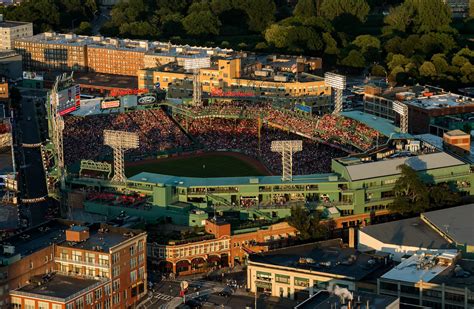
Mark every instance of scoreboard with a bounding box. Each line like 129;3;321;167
56;84;80;116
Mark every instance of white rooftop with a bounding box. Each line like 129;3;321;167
382;253;452;283
405;93;474;110
345;151;465;181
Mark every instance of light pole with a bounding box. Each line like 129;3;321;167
253;274;257;309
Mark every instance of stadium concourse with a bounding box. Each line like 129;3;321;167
62;100;387;175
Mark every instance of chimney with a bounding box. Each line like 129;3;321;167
348;227;355;248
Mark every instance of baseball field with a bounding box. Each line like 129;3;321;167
125;152;271;178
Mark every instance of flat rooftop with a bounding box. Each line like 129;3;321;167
249;239;387;281
405;93;474;110
73;72;138;89
342;151;466;181
421;204;474;246
129;172;341;187
12;274;103;302
0;220;67;262
0;20;31;28
296;290;398;309
58;224;140;252
382;253;474;290
360;217;454;250
381;253;451;283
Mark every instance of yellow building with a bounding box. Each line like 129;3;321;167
138;58;330;97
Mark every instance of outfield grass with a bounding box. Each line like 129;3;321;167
125;153;267;178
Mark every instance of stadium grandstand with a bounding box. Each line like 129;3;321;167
47;89;474;229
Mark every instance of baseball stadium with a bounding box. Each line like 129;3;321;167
41;76;474;231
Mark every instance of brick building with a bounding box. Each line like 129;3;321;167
0;220;147;308
147;218;297;276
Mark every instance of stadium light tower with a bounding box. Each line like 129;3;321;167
184;57;211;106
393;101;409;133
271;140;303;182
104;130;139;183
324;72;347;115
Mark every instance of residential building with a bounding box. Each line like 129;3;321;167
0;14;32;50
247;239;393;302
378;251;474;309
0;220;147;308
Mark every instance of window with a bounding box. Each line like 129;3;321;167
275;274;290;284
95;303;102;309
67;304;74;309
112;252;120;264
113;279;120;291
86;292;93;304
86;253;96;264
104;284;111;295
139;266;145;280
11;297;21;309
294;277;310;287
113;293;120;305
99;255;109;266
130;257;137;269
76;297;84;309
52;305;62;309
138;253;145;265
130;270;137;282
130;245;136;256
25;299;35;309
138;240;144;252
39;303;49;309
72;250;83;262
113;265;120;277
256;271;272;281
95;287;102;299
104;298;111;309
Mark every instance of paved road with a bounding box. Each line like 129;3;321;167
91;6;111;35
15;89;49;226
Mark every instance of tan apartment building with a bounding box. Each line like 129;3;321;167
0;15;32;50
14;33;88;72
138;58;330;97
87;43;146;76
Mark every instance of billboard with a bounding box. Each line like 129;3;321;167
101;99;121;109
295;104;312;113
184;57;211;70
137;93;157;105
56;84;80;116
324;72;346;90
23;71;44;81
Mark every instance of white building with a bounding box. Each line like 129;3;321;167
0;15;33;50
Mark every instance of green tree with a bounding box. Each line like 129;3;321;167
387;54;410;70
320;0;370;22
419;61;437;77
390;164;430;215
431;54;449;74
371;64;387;77
245;0;276;32
294;0;319;19
429;183;460;209
76;21;92;35
452;55;470;67
323;32;339;55
287;205;325;240
183;10;221;36
340;49;365;68
352;35;380;53
264;24;291;48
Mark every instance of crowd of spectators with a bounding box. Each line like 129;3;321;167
180;116;347;174
182;101;386;151
63;109;191;164
63;101;385;175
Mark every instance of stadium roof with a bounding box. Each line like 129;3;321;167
344;151;465;181
341;111;410;139
360;217;454;250
421;204;474;246
129;172;342;187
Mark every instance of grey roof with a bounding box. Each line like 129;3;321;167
345;152;465;181
248;239;386;281
421;204;474;246
13;274;101;300
360;217;454;250
129;172;341;187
